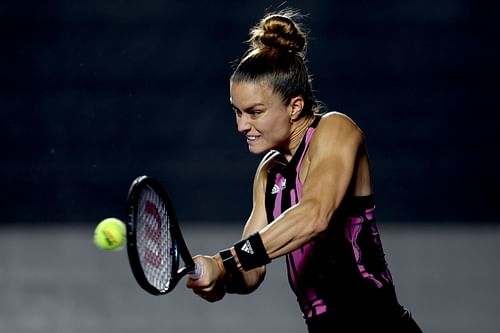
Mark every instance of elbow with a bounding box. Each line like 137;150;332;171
311;215;330;236
298;199;332;237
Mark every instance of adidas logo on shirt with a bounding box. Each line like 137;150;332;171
271;178;287;194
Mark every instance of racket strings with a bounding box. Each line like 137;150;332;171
136;186;174;291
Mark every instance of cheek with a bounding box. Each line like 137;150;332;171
261;117;289;140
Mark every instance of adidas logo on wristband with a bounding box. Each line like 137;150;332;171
234;232;270;270
240;240;254;254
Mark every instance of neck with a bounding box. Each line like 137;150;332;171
283;115;316;161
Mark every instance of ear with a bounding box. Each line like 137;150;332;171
288;96;305;121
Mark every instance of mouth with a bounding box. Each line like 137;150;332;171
246;135;260;142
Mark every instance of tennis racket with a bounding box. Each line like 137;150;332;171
126;175;202;295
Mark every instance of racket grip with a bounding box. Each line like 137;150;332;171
189;262;202;280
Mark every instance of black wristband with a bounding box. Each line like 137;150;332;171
233;232;270;271
219;249;238;275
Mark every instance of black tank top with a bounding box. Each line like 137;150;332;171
264;115;399;319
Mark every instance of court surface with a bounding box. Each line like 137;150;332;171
1;223;499;333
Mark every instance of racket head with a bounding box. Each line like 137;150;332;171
126;175;192;295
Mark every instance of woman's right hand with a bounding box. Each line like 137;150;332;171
186;255;226;302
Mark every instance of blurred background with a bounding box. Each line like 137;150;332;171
2;0;499;224
1;0;499;332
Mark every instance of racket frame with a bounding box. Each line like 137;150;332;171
126;175;196;295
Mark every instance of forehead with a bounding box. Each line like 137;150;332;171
230;80;281;107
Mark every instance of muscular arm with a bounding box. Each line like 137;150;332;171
188;114;366;298
223;152;274;293
206;151;280;295
259;113;364;259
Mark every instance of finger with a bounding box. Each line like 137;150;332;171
186;277;203;289
189;261;203;280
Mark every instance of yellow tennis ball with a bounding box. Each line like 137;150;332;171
94;217;126;251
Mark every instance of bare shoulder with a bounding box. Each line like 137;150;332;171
257;150;284;174
252;150;282;187
318;111;361;131
313;112;364;147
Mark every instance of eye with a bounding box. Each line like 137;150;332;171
248;110;263;118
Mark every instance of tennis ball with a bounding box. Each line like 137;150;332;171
94;217;126;251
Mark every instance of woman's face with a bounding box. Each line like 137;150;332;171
230;80;292;155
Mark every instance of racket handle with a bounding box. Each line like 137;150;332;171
189;262;202;280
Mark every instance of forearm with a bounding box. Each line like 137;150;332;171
259;199;330;259
213;251;265;294
226;268;266;294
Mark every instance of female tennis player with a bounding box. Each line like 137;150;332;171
187;9;422;332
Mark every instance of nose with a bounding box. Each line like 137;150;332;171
236;115;251;133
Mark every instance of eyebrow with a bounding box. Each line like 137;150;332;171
231;102;265;112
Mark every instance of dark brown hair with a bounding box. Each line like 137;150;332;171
231;10;319;116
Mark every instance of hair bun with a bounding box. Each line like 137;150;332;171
250;13;307;54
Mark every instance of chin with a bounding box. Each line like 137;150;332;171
247;144;269;155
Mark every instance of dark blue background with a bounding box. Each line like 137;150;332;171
2;0;499;223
